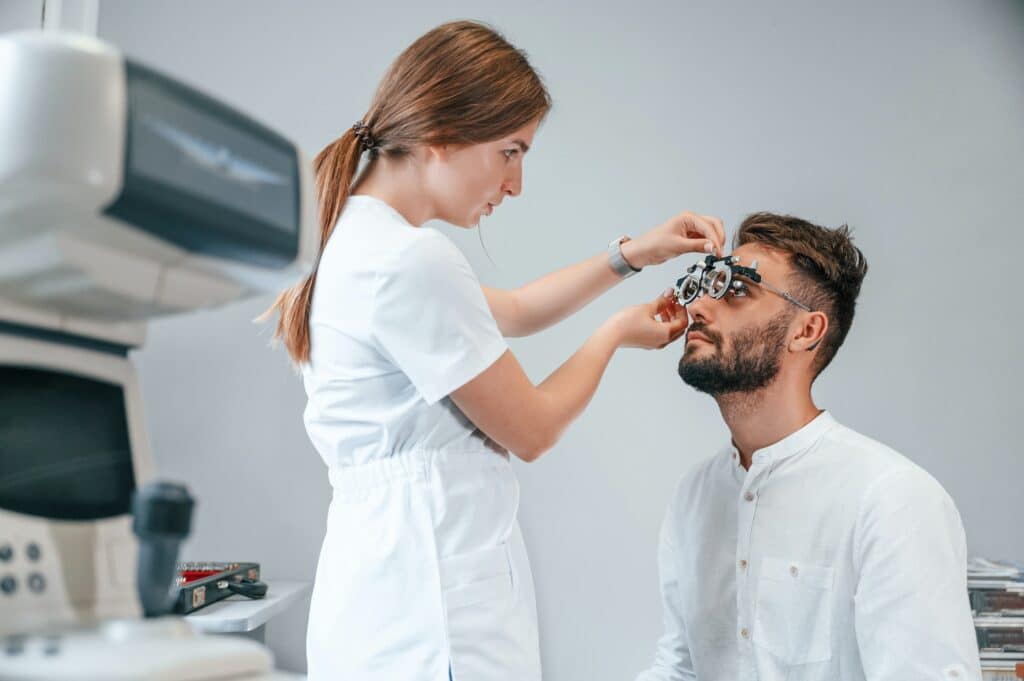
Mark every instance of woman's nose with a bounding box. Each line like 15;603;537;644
503;165;522;197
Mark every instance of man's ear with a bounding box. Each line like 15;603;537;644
791;311;828;353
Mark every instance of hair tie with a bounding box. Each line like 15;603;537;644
351;121;379;152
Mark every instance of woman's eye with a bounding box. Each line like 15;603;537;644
502;148;519;160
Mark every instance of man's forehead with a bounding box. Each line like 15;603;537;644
730;243;788;278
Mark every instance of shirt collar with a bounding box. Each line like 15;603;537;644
730;410;837;468
726;444;746;484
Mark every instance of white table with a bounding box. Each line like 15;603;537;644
185;580;311;642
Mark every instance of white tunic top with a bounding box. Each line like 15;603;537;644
301;195;540;681
303;194;509;467
636;411;981;681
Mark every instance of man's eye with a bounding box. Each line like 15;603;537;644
730;282;749;297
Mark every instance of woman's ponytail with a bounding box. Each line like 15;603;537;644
261;127;364;364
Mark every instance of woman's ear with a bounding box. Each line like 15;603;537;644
791;310;828;353
424;143;451;162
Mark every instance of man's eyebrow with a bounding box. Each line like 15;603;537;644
735;273;761;292
512;139;530;153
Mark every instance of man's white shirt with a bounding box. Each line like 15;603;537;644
637;411;980;681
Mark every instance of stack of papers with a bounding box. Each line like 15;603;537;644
972;558;1024;679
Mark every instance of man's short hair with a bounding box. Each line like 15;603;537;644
735;212;869;376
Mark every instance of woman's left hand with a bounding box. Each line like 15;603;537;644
621;211;725;269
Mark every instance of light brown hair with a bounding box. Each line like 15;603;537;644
735;212;869;376
263;21;551;363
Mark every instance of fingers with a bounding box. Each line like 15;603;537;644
637;291;690;348
655;304;689;348
653;288;684;321
663;291;685;321
667;314;689;337
683;213;724;255
678;237;719;256
653;292;670;322
701;214;725;251
657;316;690;349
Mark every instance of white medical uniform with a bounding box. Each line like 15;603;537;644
302;195;541;681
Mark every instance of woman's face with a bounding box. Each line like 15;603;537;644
425;119;539;228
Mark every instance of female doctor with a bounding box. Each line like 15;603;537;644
266;20;724;681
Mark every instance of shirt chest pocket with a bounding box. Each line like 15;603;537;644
753;557;835;665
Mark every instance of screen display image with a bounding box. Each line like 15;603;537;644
0;367;135;521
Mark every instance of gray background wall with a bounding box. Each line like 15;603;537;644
4;0;1021;676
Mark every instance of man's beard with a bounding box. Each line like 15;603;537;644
677;312;793;397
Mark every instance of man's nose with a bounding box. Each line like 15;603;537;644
686;293;715;325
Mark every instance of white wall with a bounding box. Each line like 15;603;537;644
40;0;1024;676
0;0;42;31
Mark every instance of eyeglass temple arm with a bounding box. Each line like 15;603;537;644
757;280;813;312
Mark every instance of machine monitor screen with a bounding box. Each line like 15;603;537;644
0;367;136;521
105;61;302;268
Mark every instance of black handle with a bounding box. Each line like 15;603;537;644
227;579;268;599
132;481;195;617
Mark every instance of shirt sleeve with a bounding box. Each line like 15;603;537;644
371;232;508;405
636;509;698;681
852;467;982;681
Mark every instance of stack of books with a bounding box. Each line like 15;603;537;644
970;558;1024;680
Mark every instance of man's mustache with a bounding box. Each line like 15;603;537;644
686;323;723;351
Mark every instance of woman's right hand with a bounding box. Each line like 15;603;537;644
608;289;690;350
621;211;726;268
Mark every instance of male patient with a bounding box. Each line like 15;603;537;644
637;213;979;680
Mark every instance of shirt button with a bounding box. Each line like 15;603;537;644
738;559;748;570
947;671;959;678
740;627;749;639
790;565;799;577
744;491;755;502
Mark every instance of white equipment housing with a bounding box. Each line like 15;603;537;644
0;30;316;679
0;30;316;347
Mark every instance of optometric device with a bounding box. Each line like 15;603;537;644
674;254;814;312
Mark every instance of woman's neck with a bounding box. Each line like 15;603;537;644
352;155;436;227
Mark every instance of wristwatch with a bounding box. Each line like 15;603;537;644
608;235;642;279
